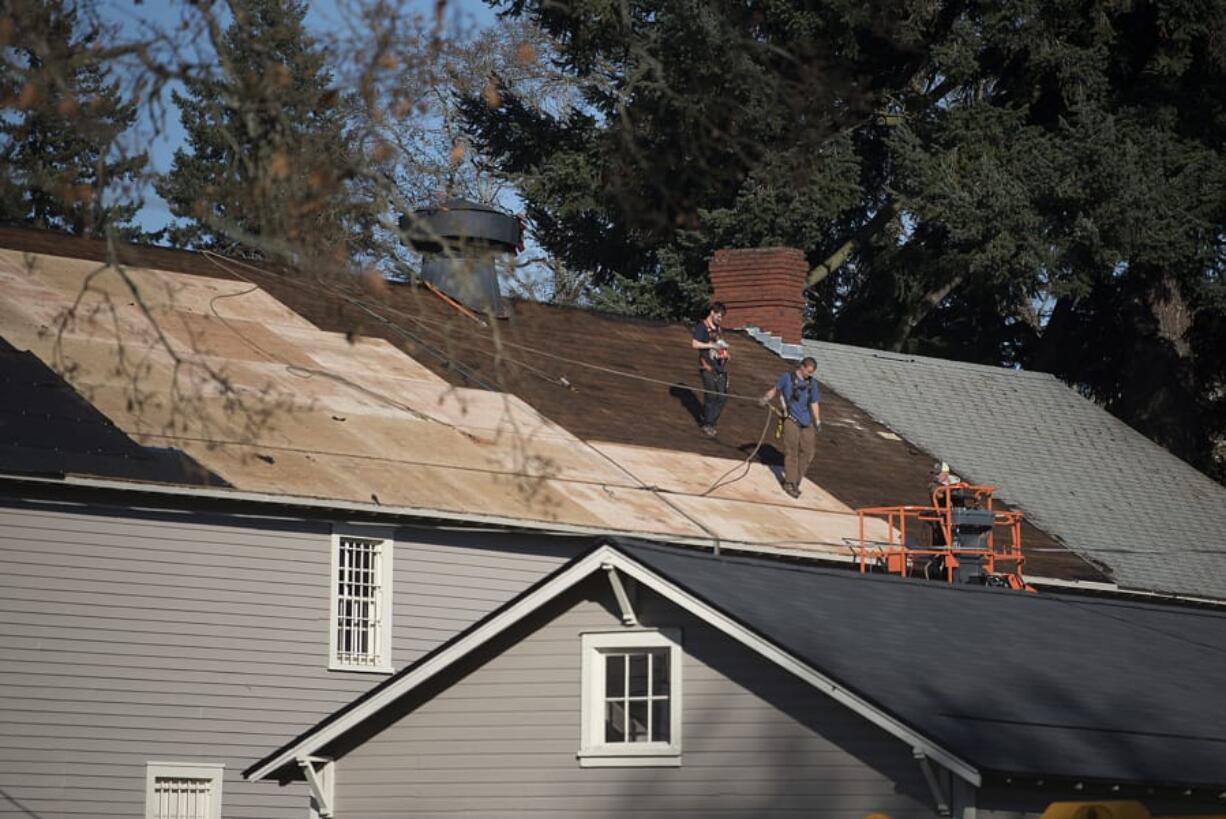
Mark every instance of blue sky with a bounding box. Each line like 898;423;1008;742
98;0;502;233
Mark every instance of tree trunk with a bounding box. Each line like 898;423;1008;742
1120;272;1205;464
1150;272;1192;356
806;200;901;287
888;274;963;352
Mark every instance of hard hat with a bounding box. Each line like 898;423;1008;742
935;461;950;473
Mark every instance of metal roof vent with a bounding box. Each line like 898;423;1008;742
400;198;519;317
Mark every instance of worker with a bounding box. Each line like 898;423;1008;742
691;302;730;438
928;461;962;505
760;356;821;498
928;462;963;548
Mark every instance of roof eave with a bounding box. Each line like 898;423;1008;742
0;469;866;565
7;471;1223;611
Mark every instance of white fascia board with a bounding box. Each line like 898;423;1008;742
604;552;983;787
245;544;621;782
0;471;864;566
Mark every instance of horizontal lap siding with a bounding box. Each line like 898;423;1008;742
393;534;575;660
334;577;939;819
0;500;574;819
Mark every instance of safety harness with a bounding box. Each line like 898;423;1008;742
700;316;729;371
773;371;818;438
788;371;817;414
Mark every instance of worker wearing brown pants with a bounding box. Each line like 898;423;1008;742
782;417;818;495
761;357;822;498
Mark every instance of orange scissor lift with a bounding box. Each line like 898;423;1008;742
856;482;1036;592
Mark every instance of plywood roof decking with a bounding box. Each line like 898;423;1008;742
0;240;895;557
244;279;1093;580
0;337;227;485
0;227;1100;580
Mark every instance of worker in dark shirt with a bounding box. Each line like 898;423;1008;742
691;302;729;438
760;356;821;498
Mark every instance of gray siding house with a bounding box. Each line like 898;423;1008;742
323;576;941;818
0;227;911;819
0;480;579;819
6;228;1226;819
247;541;1226;819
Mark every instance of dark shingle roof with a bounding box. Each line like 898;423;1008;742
786;338;1226;599
617;539;1226;787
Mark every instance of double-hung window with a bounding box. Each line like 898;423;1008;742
329;526;394;672
145;762;223;819
579;630;682;766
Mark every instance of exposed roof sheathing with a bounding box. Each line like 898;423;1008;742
0;227;1100;581
794;338;1226;600
0;244;892;557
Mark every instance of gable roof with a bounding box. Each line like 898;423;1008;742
245;538;1226;790
0;231;898;559
619;541;1226;787
243;539;981;786
787;337;1226;600
0;226;1100;584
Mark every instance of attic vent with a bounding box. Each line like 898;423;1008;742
145;763;223;819
151;777;214;818
400;198;519;317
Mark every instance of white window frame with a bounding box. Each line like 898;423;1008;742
144;762;224;819
328;524;395;673
579;628;682;767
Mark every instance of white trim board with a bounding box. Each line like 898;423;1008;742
246;546;619;781
244;543;980;786
611;552;981;786
0;471;861;564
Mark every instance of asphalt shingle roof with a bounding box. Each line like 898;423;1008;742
787;338;1226;600
618;539;1226;787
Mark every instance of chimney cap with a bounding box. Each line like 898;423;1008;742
400;198;519;253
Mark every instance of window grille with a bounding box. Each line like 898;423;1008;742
602;649;671;743
150;777;213;819
330;533;392;671
145;763;222;819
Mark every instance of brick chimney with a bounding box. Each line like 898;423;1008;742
708;247;807;343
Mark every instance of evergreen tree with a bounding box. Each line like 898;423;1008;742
156;0;370;266
0;0;147;237
461;0;960;318
465;0;1226;478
